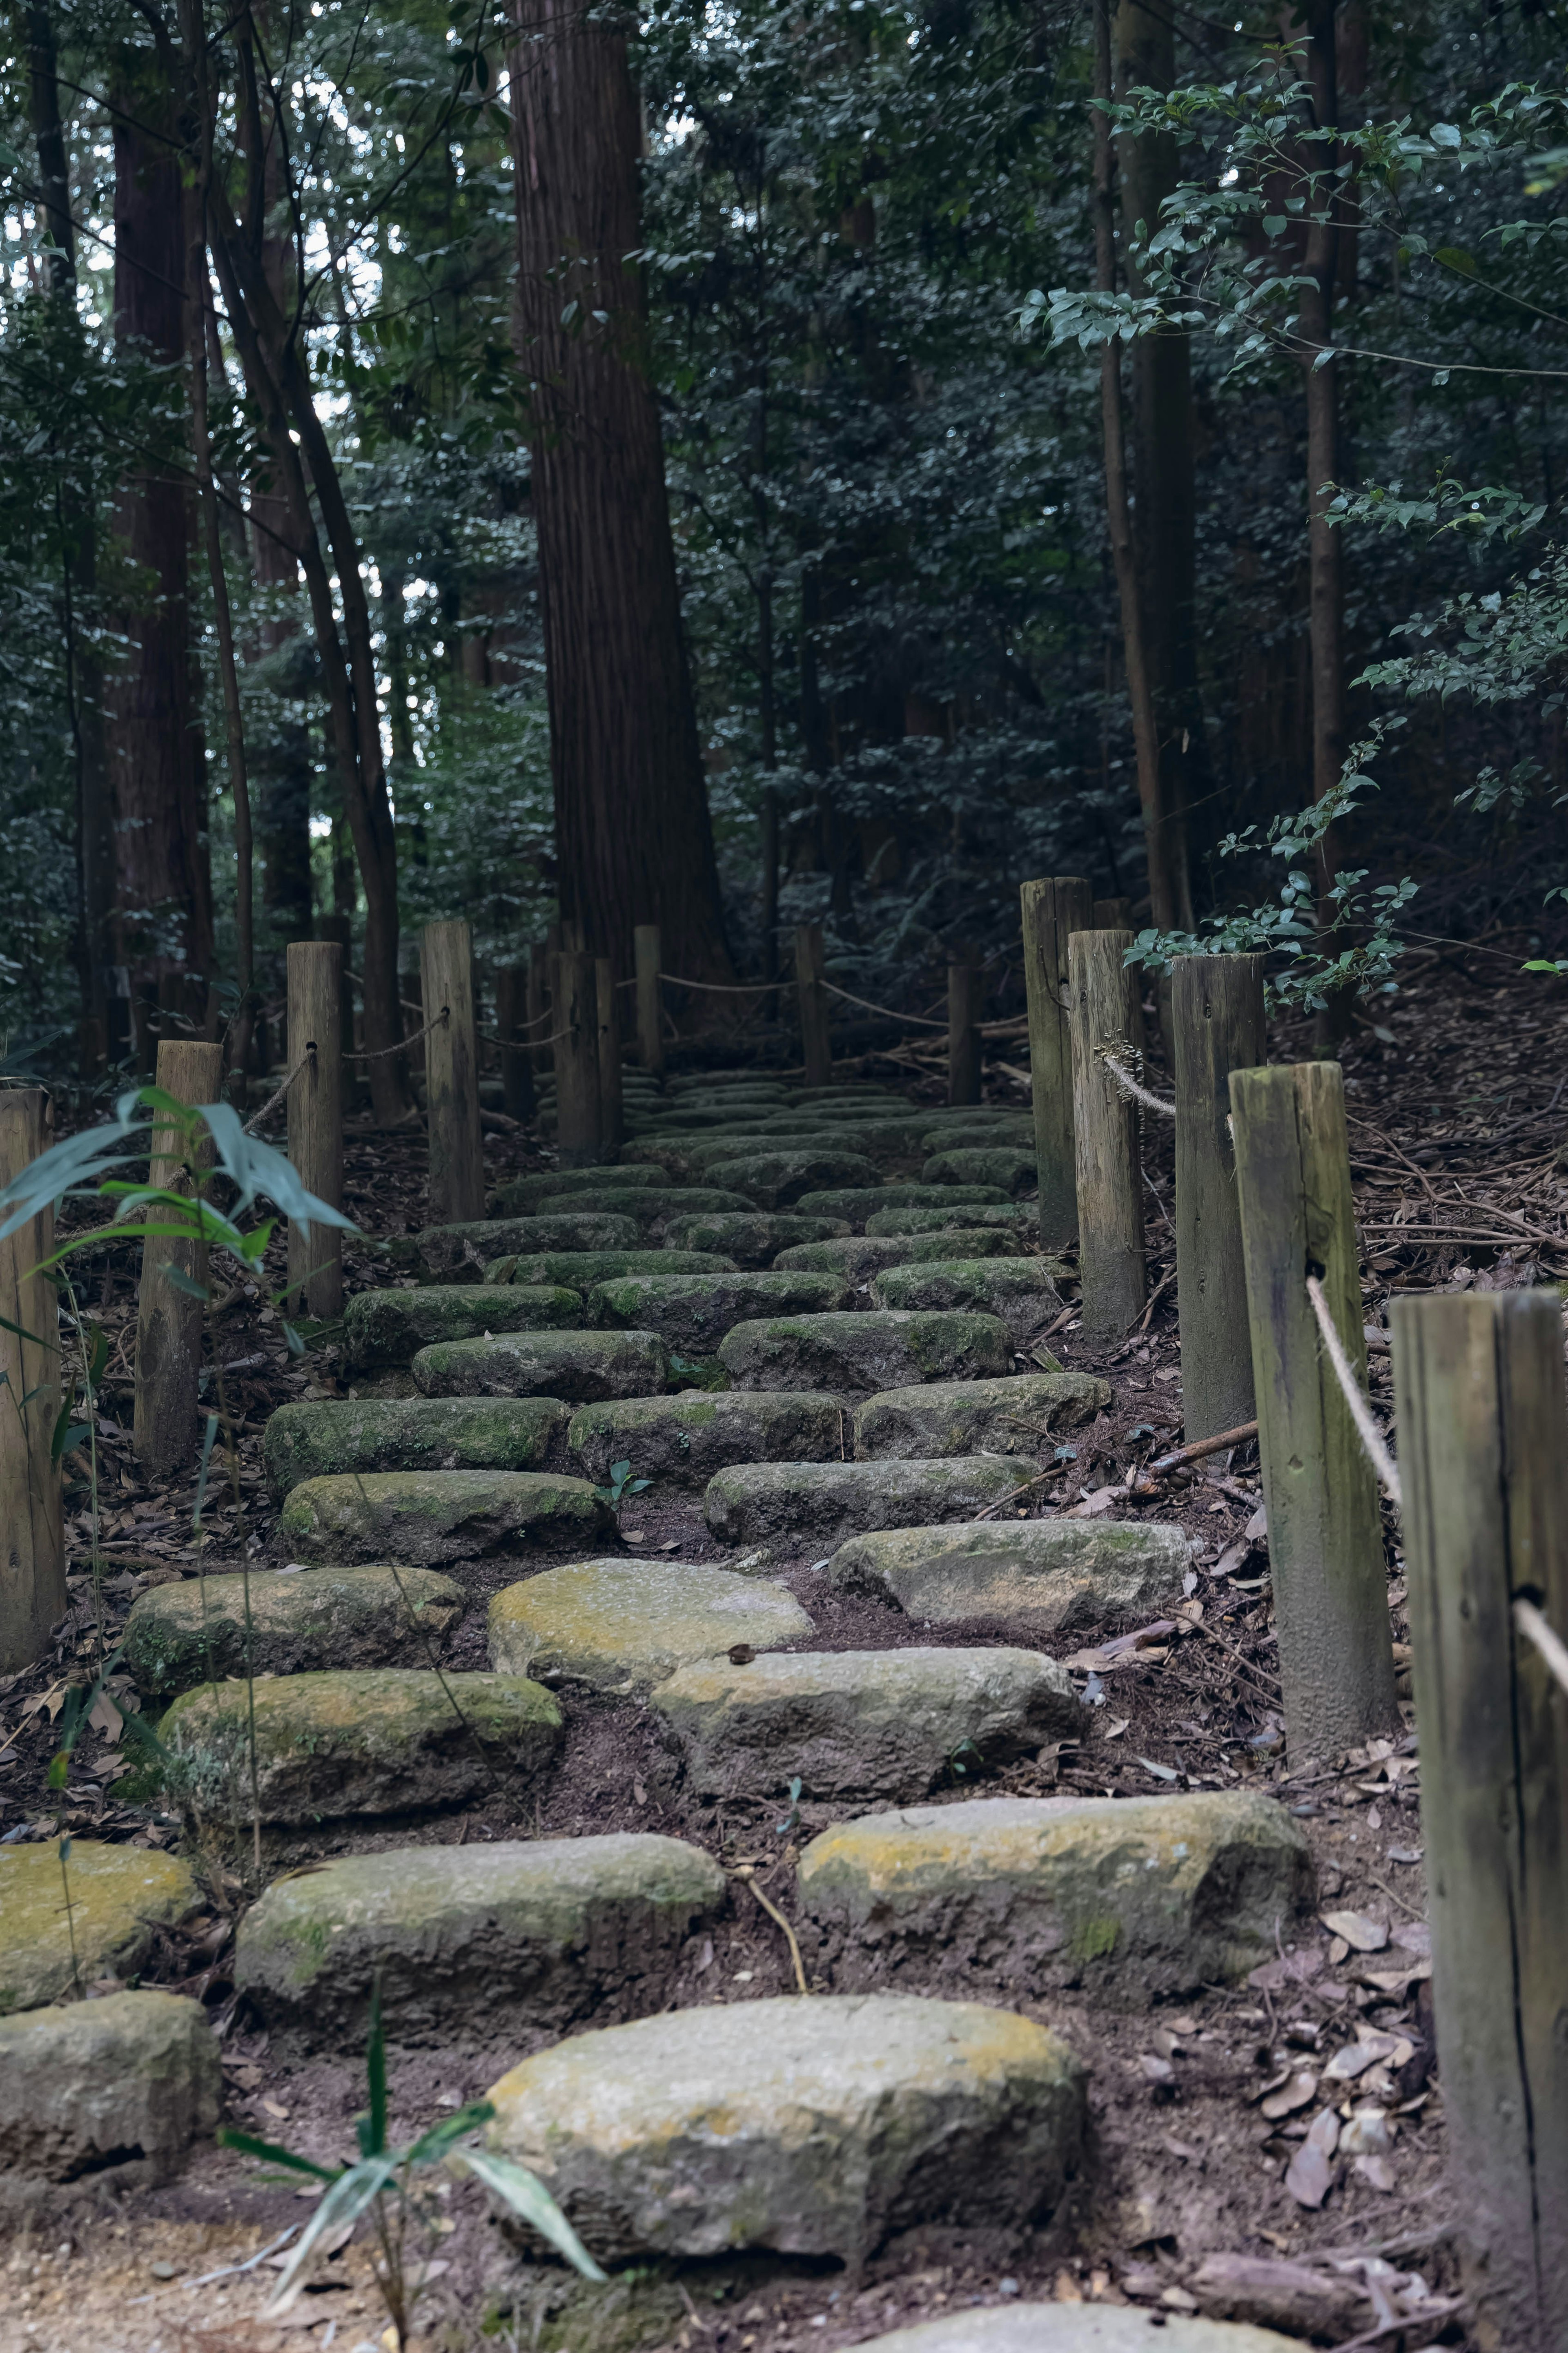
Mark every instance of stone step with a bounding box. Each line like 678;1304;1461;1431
669;1130;802;1171
797;1790;1312;2003
162;1668;563;1829
123;1564;464;1695
278;1468;608;1564
870;1257;1064;1343
853;1371;1109;1459
922;1147;1038;1195
718;1309;1012;1394
482;1992;1086;2268
794;1183;1010;1230
480;1248;736;1287
530;1187;687;1229
864;1203;1033;1237
825;1518;1188;1632
489;1557;813;1690
854;2310;1302;2353
701;1146;884;1208
772;1230;1025;1285
654;1210;852;1267
703;1455;1026;1550
586;1269;851;1354
776;1116;932;1158
234;1832;726;2046
417;1214;641;1277
653;1646;1082;1802
343;1284;584;1372
263;1394;570;1494
494;1166;671;1215
918;1114;1035;1151
0;1991;220;2194
568;1389;844;1489
0;1843;199;2015
785;1084;905;1105
412;1326;666;1404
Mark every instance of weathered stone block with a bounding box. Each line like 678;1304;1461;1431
344;1284;584;1372
0;1991;220;2189
568;1390;843;1490
0;1844;199;2015
413;1328;666;1404
263;1394;569;1494
703;1456;1024;1550
278;1469;608;1564
124;1563;463;1693
586;1271;851;1354
853;1372;1108;1459
489;1557;813;1689
826;1519;1188;1632
718;1310;1011;1394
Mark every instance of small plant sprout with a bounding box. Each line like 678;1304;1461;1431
220;1979;604;2349
775;1774;803;1836
593;1455;653;1519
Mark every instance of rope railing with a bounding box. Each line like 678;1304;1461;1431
345;1008;449;1063
1515;1597;1568;1702
1100;1046;1176;1121
243;1045;314;1135
1305;1273;1403;1505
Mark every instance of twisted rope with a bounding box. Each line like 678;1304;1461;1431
1305;1274;1402;1505
243;1045;314;1135
345;1007;449;1062
1100;1047;1176;1120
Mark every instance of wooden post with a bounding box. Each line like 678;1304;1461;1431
0;1092;66;1672
634;923;664;1078
1229;1060;1398;1762
595;955;624;1155
1390;1289;1568;2353
421;920;485;1226
1172;953;1265;1442
1093;894;1133;930
496;964;535;1123
552;949;601;1166
134;1039;223;1475
947;961;982;1106
403;968;426;1076
1067;928;1145;1338
528;945;552;1078
795;922;833;1088
285;941;344;1321
1020;877;1093;1250
315;915;355;1061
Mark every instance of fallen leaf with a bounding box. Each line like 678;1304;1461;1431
1284;2108;1340;2209
1260;2072;1318;2121
1136;1756;1178;1782
1138;2053;1176;2086
1352;2152;1396;2192
1340;2106;1393;2156
1160;2288;1199;2313
1321;1909;1388;1952
87;1691;123;1743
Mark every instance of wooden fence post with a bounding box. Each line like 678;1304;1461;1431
421;919;485;1226
285;941;344;1321
552;949;601;1165
795;922;833;1087
134;1039;224;1475
315;915;355;1062
595;955;624;1155
0;1091;66;1672
1020;876;1093;1251
1068;927;1145;1337
1172;953;1265;1442
1229;1060;1398;1762
947;961;982;1105
1390;1289;1568;2353
403;968;425;1076
1093;894;1133;930
634;924;664;1078
496;964;535;1123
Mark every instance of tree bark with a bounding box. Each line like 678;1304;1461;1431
507;0;731;982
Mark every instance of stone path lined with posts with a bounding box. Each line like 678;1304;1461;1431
0;1064;1317;2349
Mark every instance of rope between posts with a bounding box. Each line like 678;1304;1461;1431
822;980;945;1027
1100;1047;1176;1120
346;1008;449;1062
1305;1273;1403;1506
659;972;795;995
1515;1598;1568;1702
243;1046;314;1134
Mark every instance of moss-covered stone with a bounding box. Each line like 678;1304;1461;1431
700;1148;884;1210
263;1394;569;1494
530;1189;680;1229
664;1131;798;1171
278;1468;609;1564
162;1668;563;1827
617;1139;700;1178
123;1563;464;1693
494;1167;670;1216
414;1327;666;1404
869;1257;1063;1342
826;1518;1189;1631
864;1204;1033;1238
653;1212;851;1267
568;1390;843;1489
798;1790;1314;2001
0;1844;200;2015
718;1309;1012;1394
653;1647;1082;1802
0;1990;220;2187
921;1149;1038;1195
344;1284;585;1371
851;2308;1302;2353
917;1115;1036;1151
704;1456;1025;1549
481;1249;735;1288
793;1184;1009;1230
418;1216;641;1278
585;1271;850;1354
483;1994;1086;2268
489;1557;813;1688
852;1372;1108;1459
773;1230;1026;1283
234;1833;726;2045
783;1085;906;1106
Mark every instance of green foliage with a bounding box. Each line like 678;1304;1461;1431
592;1456;654;1516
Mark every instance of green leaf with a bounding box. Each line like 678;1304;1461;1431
192;1413;221;1530
159;1265;211;1303
1433;245;1478;274
216;2126;343;2181
459;2148;608;2280
363;1975;388;2158
263;2155;399;2314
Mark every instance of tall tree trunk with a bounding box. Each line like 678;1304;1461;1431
1114;0;1196;929
105;53;214;1040
507;0;731;981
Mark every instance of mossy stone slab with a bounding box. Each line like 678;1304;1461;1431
123;1564;464;1695
489;1558;814;1690
718;1310;1012;1394
773;1231;1025;1283
568;1389;843;1489
864;1204;1033;1238
278;1468;608;1564
855;2310;1302;2353
794;1184;1009;1231
670;1132;800;1171
617;1140;701;1178
234;1833;726;2046
653;1646;1082;1802
0;1990;220;2188
494;1168;670;1215
869;1258;1063;1343
0;1844;200;2015
418;1217;641;1278
586;1271;851;1355
654;1213;851;1268
483;1993;1086;2268
703;1456;1024;1549
161;1668;563;1827
783;1086;905;1105
701;1149;884;1210
481;1250;735;1288
263;1394;570;1495
344;1285;584;1372
798;1790;1313;2002
826;1519;1189;1632
853;1372;1109;1459
531;1190;678;1230
918;1115;1036;1149
921;1149;1039;1196
641;1189;768;1231
413;1328;666;1404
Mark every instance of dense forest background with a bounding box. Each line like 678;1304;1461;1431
2;0;1566;1084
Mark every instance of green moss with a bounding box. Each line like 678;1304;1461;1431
1071;1916;1122;1963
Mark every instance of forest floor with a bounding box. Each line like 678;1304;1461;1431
1;921;1563;2353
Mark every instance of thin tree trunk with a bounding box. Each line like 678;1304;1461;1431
507;0;732;982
